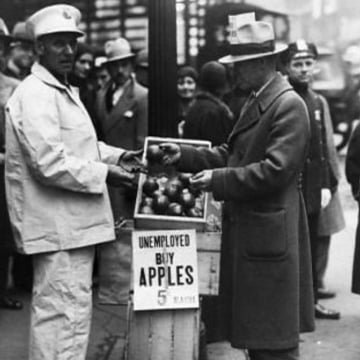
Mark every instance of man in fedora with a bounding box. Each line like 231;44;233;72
4;21;35;80
160;14;314;359
0;17;23;311
96;37;148;220
4;5;142;359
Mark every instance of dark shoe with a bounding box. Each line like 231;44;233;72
315;303;340;320
317;288;336;299
0;296;23;310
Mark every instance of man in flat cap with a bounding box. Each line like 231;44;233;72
282;40;343;320
161;14;314;359
4;5;142;359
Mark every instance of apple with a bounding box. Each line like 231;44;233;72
142;176;159;196
141;196;154;207
167;202;183;216
164;182;181;202
179;189;195;209
146;144;164;164
178;172;193;187
153;194;170;214
139;205;155;215
186;207;203;218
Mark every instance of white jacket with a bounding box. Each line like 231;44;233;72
5;63;124;254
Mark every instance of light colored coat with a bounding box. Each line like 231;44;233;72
5;63;124;255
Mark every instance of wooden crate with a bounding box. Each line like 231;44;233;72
125;304;200;360
134;137;211;232
197;232;221;296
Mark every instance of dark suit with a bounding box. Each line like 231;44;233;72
178;74;314;350
96;76;148;219
345;123;360;294
0;73;19;295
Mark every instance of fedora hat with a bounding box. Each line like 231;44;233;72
219;14;287;64
104;38;135;63
26;4;84;39
0;18;12;43
11;22;34;44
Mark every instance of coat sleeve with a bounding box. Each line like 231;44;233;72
345;122;360;199
178;143;229;173
211;94;310;201
7;87;109;194
97;141;125;164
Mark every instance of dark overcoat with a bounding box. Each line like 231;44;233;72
0;73;19;248
96;78;148;219
345;122;360;294
183;91;235;146
317;95;345;236
179;74;314;349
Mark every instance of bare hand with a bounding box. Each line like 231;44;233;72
189;170;213;192
159;143;181;166
118;149;146;174
106;164;136;188
321;188;332;208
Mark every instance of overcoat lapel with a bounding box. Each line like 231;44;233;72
227;100;261;143
227;74;293;145
102;82;135;134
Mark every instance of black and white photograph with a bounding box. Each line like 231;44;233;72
0;0;359;359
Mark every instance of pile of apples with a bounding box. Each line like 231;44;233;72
138;142;205;218
138;173;204;217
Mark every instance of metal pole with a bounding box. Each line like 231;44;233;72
148;0;178;137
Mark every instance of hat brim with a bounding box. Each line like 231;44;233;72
0;34;13;43
105;53;136;63
36;29;84;39
219;43;288;64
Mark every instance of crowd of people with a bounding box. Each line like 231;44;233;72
1;3;360;360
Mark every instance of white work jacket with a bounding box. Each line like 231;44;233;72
5;62;124;254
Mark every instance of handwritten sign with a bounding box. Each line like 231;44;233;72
132;229;199;311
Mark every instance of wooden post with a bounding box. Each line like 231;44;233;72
148;0;178;137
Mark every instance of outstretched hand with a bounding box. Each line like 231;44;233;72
159;143;181;166
118;149;146;174
106;164;137;188
189;170;213;192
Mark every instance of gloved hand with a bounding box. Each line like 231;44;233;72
159;143;181;166
321;188;332;208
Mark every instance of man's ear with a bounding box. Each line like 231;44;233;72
35;40;45;56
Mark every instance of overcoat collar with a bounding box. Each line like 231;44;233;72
228;73;292;143
31;62;87;114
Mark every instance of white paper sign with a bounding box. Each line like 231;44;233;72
132;229;199;311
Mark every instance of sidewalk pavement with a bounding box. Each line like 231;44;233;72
0;288;247;360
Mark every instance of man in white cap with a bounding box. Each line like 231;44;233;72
95;37;148;221
160;14;314;360
4;5;142;360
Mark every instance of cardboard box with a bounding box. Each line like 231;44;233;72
134;137;211;231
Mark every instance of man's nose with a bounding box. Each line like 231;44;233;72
64;44;74;55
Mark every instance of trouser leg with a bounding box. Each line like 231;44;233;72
248;345;299;360
0;251;10;296
30;246;95;360
308;213;320;304
315;235;331;289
